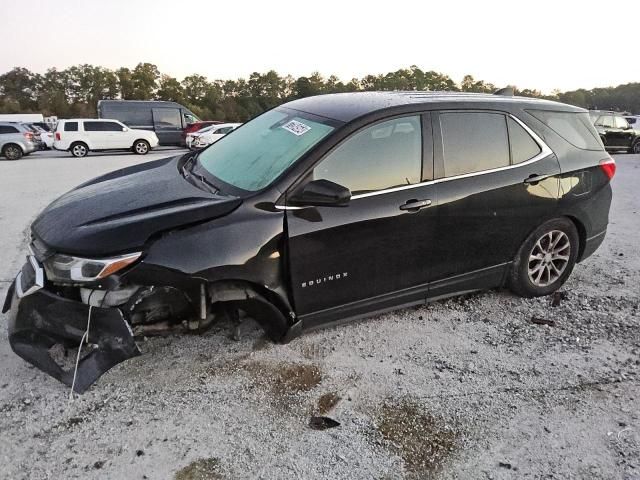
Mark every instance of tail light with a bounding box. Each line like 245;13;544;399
24;132;33;141
599;157;616;180
55;132;61;141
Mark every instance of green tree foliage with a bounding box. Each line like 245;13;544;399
2;63;639;121
157;75;184;103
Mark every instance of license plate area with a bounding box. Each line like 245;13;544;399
15;256;44;298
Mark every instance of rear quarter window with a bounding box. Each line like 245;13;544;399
64;122;78;132
0;125;19;134
527;110;603;151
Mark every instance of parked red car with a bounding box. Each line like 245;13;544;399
182;121;224;144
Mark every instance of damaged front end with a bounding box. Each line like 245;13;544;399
3;256;145;394
3;250;291;394
2;250;205;393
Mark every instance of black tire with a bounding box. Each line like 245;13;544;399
509;218;579;298
133;139;150;155
630;140;640;155
2;144;23;161
70;142;89;158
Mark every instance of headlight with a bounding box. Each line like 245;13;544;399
44;252;142;284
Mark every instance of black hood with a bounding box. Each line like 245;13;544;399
32;156;242;257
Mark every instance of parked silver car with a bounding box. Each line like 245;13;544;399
0;122;37;160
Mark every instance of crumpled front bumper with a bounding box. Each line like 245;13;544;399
3;281;140;394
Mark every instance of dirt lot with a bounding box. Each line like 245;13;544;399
0;150;638;480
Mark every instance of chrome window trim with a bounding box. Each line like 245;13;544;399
350;113;552;200
280;113;553;206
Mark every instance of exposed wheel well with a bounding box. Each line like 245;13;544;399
207;280;292;342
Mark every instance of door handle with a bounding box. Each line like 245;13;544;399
400;199;432;211
523;174;551;185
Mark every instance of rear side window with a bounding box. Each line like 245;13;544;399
84;121;106;131
0;125;19;134
64;122;78;132
440;112;510;177
314;115;422;195
507;117;541;164
528;110;603;150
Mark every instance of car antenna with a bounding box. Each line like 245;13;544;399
494;87;515;96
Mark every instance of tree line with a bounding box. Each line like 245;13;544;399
0;62;638;122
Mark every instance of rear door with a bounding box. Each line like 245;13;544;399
612;116;634;148
152;108;183;145
429;110;560;297
286;114;437;325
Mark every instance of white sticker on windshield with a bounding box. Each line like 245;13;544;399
282;120;311;136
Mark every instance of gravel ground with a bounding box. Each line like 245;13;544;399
0;150;638;480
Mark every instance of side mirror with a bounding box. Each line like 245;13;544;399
122;127;128;132
289;179;351;207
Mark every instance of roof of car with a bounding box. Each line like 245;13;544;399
284;91;585;123
59;118;121;121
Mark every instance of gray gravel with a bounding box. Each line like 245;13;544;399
0;150;638;480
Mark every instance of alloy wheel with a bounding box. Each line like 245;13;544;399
135;142;148;154
527;230;570;287
72;144;87;157
4;146;21;160
633;142;640;154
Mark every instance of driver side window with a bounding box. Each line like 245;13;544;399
313;116;422;195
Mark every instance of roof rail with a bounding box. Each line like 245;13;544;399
494;87;515;96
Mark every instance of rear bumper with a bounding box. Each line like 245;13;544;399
4;282;140;393
579;229;607;262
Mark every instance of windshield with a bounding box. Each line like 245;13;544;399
198;108;336;192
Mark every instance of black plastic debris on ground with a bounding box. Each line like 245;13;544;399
531;317;555;327
309;416;341;430
551;290;568;307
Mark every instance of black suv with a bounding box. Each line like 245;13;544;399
590;110;640;154
4;92;614;392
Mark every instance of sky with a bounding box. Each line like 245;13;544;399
1;0;637;93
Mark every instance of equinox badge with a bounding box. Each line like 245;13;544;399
301;272;348;288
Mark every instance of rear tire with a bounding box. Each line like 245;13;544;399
2;144;23;161
509;218;579;298
133;139;150;155
70;142;89;158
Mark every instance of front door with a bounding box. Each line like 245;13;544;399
429;111;561;297
152;108;183;145
286;114;437;326
82;121;110;149
100;121;127;148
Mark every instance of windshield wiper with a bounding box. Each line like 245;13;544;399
181;153;220;194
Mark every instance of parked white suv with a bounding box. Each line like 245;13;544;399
54;119;159;157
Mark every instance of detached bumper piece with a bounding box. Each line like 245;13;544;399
6;286;140;393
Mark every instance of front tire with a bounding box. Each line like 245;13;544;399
509;218;579;298
133;139;150;155
70;142;89;158
2;144;23;161
630;140;640;155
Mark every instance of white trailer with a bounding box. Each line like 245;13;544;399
0;113;45;123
